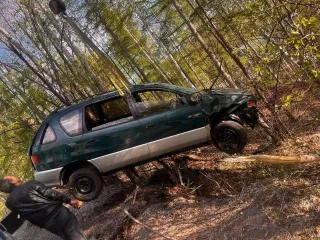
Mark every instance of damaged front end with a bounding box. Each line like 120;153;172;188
199;89;259;128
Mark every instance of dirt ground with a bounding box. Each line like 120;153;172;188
13;84;320;240
13;130;320;240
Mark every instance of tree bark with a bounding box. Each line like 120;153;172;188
0;27;70;104
191;0;251;81
62;14;128;95
132;4;197;88
124;26;173;85
172;0;238;88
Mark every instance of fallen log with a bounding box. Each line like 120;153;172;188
219;155;320;164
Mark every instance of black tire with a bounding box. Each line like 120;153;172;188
211;121;247;154
68;168;103;201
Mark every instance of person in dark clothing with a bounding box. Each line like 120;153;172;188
0;176;86;240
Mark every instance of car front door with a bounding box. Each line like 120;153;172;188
79;95;149;172
132;89;208;158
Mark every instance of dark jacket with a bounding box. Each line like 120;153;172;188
5;180;71;228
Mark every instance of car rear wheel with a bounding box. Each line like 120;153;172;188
68;168;103;201
211;121;247;154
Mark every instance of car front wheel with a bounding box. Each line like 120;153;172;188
68;168;103;201
211;121;247;154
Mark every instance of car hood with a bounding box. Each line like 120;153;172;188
202;88;251;95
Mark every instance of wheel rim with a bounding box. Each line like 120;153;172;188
75;177;95;194
217;129;239;152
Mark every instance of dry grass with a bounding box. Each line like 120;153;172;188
13;130;320;240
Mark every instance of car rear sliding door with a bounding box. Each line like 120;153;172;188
79;96;149;172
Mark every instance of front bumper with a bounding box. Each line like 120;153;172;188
239;107;259;127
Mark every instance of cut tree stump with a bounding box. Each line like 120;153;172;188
219;155;320;164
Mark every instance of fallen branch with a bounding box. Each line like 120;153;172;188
219;155;320;164
133;185;139;204
124;209;176;240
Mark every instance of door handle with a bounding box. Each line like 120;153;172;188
145;124;156;129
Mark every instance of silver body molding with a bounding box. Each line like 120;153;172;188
35;167;63;187
36;126;211;186
89;126;210;172
88;144;150;172
148;126;209;158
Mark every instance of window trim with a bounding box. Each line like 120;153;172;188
40;125;57;145
131;89;190;119
83;96;135;133
32;123;47;148
59;108;84;137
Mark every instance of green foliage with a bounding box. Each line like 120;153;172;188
0;0;319;218
281;90;305;110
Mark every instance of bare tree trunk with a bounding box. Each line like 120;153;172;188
62;14;129;95
100;21;151;84
123;26;173;84
172;0;238;88
47;16;106;93
0;27;70;104
132;4;197;88
0;68;46;121
167;37;207;88
27;7;89;99
191;0;251;81
220;154;319;164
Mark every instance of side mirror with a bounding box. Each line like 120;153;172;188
190;92;202;103
177;96;188;105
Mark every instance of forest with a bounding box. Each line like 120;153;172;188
0;0;319;234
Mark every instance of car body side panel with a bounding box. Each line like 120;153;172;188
138;105;207;143
89;126;209;172
78;119;148;164
34;126;210;183
148;125;210;158
30;84;258;188
88;144;150;172
34;116;148;172
33;117;84;171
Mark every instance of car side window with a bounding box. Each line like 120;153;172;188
42;125;56;144
60;109;83;136
85;97;133;131
134;90;187;117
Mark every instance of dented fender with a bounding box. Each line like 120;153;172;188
199;90;258;128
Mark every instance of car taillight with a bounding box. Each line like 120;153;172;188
247;100;256;108
31;156;40;165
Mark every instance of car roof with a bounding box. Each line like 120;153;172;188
43;83;196;123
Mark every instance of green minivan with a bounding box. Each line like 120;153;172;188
28;83;258;200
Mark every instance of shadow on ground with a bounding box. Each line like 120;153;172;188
13;133;320;239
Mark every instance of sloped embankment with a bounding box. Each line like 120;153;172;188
14;132;320;240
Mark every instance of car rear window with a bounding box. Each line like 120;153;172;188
60;109;83;136
42;125;56;144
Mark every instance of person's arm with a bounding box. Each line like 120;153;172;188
32;181;71;204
